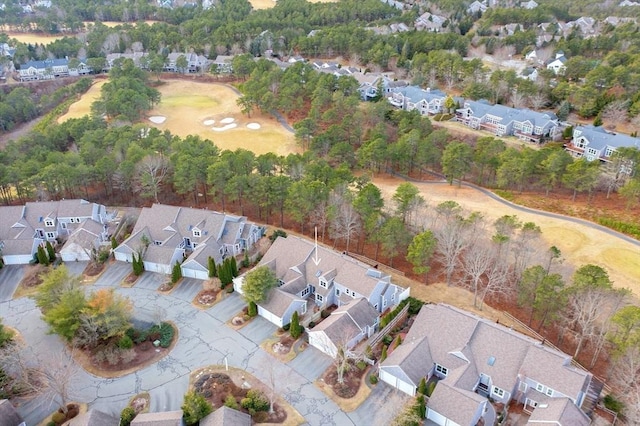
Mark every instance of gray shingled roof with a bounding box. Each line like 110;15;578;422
67;409;119;426
261;288;302;317
521;345;590;399
575;125;640;150
0;399;24;426
428;380;486;425
200;406;252;426
527;397;590;425
130;410;184;425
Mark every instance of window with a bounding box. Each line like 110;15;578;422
605;147;615;157
46;232;55;239
382;298;387;307
344;288;350;296
545;388;554;397
492;386;505;398
435;364;448;376
302;287;310;297
44;219;54;227
192;243;198;249
335;288;340;296
319;280;327;289
536;383;544;392
193;229;201;237
316;294;323;303
60;222;67;229
301;304;307;314
154;241;162;246
75;217;80;223
69;217;76;223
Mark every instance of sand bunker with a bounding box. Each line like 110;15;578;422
149;116;167;124
212;123;238;131
247;123;261;130
220;117;235;124
203;119;215;126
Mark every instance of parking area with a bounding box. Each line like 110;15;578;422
208;293;246;323
0;265;25;302
287;345;333;382
93;261;131;287
170;278;203;302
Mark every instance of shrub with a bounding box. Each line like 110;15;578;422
242;252;250;268
603;394;624;414
182;391;213;425
380;345;388;362
46;422;56;426
45;241;56;263
426;380;437;397
320;309;330;319
356;360;367;370
51;412;66;424
369;374;378;385
171;261;182;284
37;245;49;266
224;394;239;409
118;335;134;349
395;335;402;347
308;321;316;328
208;257;217;278
253;411;269;422
290;311;302;339
382;335;393;346
111;236;118;250
417;377;427;395
148;322;174;348
241;389;269;414
120;406;136;426
415;395;426;419
282;323;290;331
269;229;287;242
67;405;80;418
247;301;258;317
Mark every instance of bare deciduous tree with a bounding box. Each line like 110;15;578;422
462;240;496;309
38;349;81;414
610;346;640;424
601;100;630;128
328;190;361;252
134;154;171;203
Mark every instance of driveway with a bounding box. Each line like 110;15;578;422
170;278;203;302
0;265;25;302
1;262;370;426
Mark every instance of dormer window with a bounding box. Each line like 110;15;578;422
193;229;201;238
44;219;54;227
319;279;327;289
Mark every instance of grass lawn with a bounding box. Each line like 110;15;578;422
372;175;640;298
147;80;298;156
4;31;65;44
57;80;106;123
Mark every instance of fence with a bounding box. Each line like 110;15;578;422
367;303;410;350
345;251;406;277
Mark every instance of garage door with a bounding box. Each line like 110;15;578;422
427;409;447;426
181;267;208;280
257;306;281;327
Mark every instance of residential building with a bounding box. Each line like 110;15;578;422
212;55;234;73
0;199;113;265
131;410;183;425
456;100;557;142
18;58;69;81
379;304;598;426
164;52;199;73
467;0;488;14
233;236;409;330
415;12;447;32
200;406;252;425
105;52;149;70
546;52;567;75
566;125;640;167
388;86;449;116
521;0;538;8
113;204;263;279
521;67;538;82
527;397;590;425
308;298;379;357
0;399;24;426
358;75;407;102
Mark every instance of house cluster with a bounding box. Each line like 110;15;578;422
567;125;640;166
379;303;598;426
0;199;115;265
233;236;410;357
17;58;92;81
113;204;264;279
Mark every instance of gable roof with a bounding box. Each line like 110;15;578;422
381;304;591;402
200;406;252;426
0;399;24;426
428;380;486;425
259;236;402;300
527;397;590;425
574;125;640;152
130;410;184;425
67;409;119;426
311;298;378;343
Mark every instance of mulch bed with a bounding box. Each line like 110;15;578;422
195;289;219;306
83;261;105;277
20;264;48;288
322;363;368;399
194;372;287;424
123;272;139;284
272;335;294;355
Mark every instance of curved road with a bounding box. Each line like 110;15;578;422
391;170;640;248
1;262;406;426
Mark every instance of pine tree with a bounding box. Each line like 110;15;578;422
132;253;144;276
207;257;217;278
248;301;257;317
242;252;250;268
45;241;56;263
230;257;238;277
290;311;301;339
171;261;182;284
111;237;118;250
417;377;428;395
380;345;388;362
37;246;49;266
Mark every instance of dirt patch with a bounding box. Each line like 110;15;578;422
316;364;372;412
83;261;105;277
122;272;140;286
195;289;219;307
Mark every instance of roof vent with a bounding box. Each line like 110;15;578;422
39;216;43;222
315;270;322;277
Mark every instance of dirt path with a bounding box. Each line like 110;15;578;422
372;174;640;297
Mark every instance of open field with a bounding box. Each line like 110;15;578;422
83;20;160;28
3;31;66;44
146;80;298;155
57;80;106;123
249;0;337;8
372;175;640;298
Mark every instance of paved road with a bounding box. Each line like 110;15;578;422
0;266;25;302
0;263;408;426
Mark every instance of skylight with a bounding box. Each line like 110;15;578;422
488;356;496;366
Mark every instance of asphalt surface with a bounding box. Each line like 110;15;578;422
0;262;408;425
